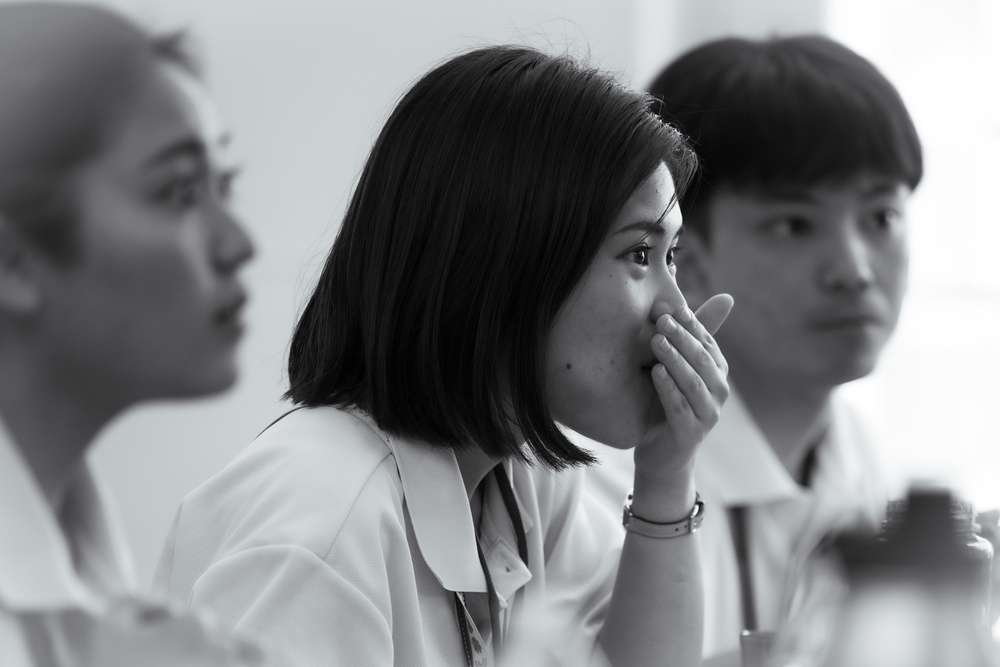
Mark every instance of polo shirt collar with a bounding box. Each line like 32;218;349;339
0;415;134;613
694;388;802;507
382;430;491;594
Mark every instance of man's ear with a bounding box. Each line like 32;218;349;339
0;217;43;314
676;230;714;310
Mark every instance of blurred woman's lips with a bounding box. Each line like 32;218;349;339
214;290;247;334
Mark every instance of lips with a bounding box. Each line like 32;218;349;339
214;290;247;327
810;313;880;330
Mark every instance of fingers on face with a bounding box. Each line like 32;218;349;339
657;308;728;374
651;309;730;422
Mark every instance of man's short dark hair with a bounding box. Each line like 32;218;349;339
648;35;923;238
286;45;697;469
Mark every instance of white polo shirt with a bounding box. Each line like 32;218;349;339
154;406;619;666
0;415;135;666
583;389;887;661
1;416;265;667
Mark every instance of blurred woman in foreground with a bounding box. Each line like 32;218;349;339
0;3;257;664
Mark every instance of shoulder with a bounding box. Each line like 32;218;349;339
515;461;622;554
172;407;405;560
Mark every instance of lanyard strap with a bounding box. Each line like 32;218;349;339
454;464;528;667
727;434;825;634
727;505;757;632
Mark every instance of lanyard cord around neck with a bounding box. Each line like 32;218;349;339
727;436;825;633
454;464;528;667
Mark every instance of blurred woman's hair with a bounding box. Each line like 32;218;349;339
0;3;198;261
648;35;923;239
287;45;696;469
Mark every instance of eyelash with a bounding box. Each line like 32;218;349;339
157;176;205;208
156;169;239;208
628;243;682;267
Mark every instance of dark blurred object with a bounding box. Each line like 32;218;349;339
882;494;994;625
819;487;996;667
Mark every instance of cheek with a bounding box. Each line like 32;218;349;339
876;246;909;309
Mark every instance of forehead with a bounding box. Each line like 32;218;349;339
611;163;682;234
724;174;911;205
93;61;225;174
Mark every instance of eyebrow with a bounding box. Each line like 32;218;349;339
142;138;207;170
141;132;232;171
614;204;683;240
757;180;905;203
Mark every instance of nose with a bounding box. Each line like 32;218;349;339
820;225;874;292
649;272;687;323
211;202;255;272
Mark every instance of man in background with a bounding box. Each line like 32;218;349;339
584;35;922;664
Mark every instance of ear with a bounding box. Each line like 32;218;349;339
676;231;714;310
0;217;43;315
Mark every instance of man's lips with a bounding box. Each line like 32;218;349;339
809;313;881;330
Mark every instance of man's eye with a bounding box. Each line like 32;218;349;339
771;216;812;236
872;208;901;230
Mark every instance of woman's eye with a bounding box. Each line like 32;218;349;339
217;169;241;202
628;245;650;266
666;245;683;267
158;177;206;208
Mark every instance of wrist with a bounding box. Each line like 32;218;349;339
629;465;697;523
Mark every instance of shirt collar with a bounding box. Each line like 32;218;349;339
694;388;803;506
374;424;490;594
0;415;134;612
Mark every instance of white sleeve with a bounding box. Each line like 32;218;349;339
153;451;426;667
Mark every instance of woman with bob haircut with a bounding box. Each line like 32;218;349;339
156;44;733;667
0;3;259;665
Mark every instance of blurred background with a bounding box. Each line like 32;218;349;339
6;0;996;586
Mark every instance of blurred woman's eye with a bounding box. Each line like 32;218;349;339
217;168;241;202
156;175;206;208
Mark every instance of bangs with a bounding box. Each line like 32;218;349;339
651;35;924;228
699;71;923;192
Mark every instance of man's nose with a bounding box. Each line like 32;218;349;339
820;226;874;292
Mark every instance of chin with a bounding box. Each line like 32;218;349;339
820;355;880;387
164;361;240;400
571;413;651;450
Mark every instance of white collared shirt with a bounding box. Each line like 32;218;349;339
582;389;887;660
0;416;136;666
154;406;619;666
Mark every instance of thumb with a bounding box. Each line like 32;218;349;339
695;293;734;336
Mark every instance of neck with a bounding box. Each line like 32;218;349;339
731;372;834;483
0;350;122;511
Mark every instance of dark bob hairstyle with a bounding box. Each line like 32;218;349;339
0;2;197;261
648;35;923;238
287;45;696;469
